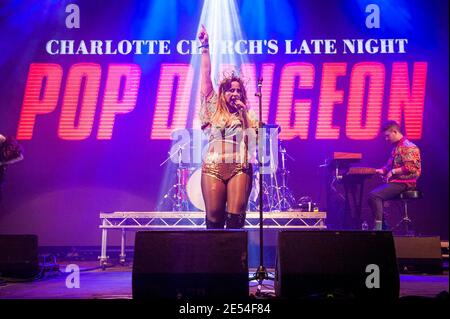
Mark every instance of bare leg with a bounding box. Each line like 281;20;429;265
201;174;227;228
226;171;252;229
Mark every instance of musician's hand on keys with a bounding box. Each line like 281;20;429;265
386;169;394;181
375;168;387;182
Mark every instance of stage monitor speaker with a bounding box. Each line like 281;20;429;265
394;236;442;274
132;230;249;300
275;231;400;300
0;234;39;279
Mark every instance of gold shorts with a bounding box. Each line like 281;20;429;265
202;162;252;183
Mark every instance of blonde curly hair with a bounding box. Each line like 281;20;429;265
210;72;249;127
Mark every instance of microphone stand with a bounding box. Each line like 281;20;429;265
249;77;274;296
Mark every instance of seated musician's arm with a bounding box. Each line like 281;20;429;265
1;153;24;165
395;146;421;177
0;136;24;166
377;158;392;175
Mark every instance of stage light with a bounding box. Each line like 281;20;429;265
156;0;249;211
197;0;249;84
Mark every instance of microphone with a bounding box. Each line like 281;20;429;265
231;97;243;111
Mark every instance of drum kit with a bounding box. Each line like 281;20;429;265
157;126;298;212
157;140;200;212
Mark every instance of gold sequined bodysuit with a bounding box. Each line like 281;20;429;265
199;92;256;182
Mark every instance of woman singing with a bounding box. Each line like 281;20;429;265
198;25;258;229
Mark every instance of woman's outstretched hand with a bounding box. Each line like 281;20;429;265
198;24;209;45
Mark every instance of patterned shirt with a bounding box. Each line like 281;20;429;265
382;137;421;188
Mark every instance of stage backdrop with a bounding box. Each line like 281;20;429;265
0;0;448;245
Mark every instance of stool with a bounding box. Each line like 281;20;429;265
393;189;423;235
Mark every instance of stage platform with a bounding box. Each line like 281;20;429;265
99;211;327;265
0;261;448;300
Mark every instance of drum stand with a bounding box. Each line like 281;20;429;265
270;142;296;211
158;142;191;212
247;171;270;212
266;139;282;211
257;127;282;212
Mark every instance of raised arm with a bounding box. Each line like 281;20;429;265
198;24;213;98
0;153;23;166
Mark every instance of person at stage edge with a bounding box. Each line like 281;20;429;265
368;121;421;230
0;134;24;201
198;25;258;229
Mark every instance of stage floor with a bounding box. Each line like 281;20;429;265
0;261;448;300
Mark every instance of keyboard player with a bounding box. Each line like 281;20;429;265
368;121;421;231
